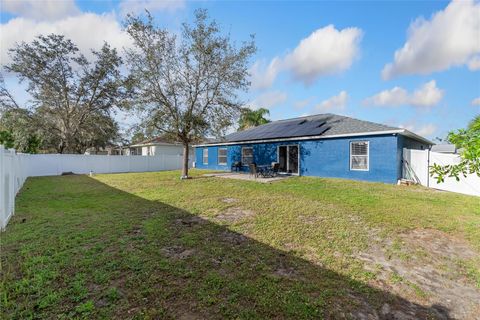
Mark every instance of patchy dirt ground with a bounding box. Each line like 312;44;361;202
221;197;238;204
161;245;196;260
356;228;480;320
215;207;255;223
174;216;207;228
219;230;248;245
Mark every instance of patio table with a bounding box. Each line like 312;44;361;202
256;165;271;177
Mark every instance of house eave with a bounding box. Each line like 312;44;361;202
400;130;435;146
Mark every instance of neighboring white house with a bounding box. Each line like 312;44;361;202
127;136;193;157
84;145;126;155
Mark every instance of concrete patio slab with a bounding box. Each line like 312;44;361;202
203;172;294;183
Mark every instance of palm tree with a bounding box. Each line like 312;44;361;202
238;107;270;130
468;114;480;131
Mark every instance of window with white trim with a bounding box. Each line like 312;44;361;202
350;141;369;171
218;148;227;165
241;147;253;165
202;148;208;165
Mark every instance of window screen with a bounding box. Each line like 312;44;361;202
242;147;253;165
350;141;369;171
218;148;227;165
203;148;208;165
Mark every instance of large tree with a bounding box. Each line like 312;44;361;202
124;9;256;178
430;115;480;182
0;107;41;153
3;34;127;153
0;75;42;153
238;107;270;130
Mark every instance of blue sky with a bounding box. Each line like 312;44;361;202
1;0;479;140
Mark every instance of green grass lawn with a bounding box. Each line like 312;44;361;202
1;170;479;319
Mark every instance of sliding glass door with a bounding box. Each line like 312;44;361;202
278;145;299;174
288;145;299;174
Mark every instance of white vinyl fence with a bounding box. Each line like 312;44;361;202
0;146;29;229
25;153;191;177
403;148;480;197
0;145;192;229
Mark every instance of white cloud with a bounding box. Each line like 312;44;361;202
0;13;133;65
409;80;444;107
284;25;363;84
249;58;282;90
363;80;444;108
399;123;437;137
250;24;362;88
382;0;480;79
119;0;185;15
1;0;79;21
472;97;480;106
363;87;409;106
248;91;287;110
315;91;348;112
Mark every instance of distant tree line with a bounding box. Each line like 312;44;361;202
0;9;257;179
0;34;128;154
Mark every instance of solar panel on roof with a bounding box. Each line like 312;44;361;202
226;117;331;142
224;113;400;143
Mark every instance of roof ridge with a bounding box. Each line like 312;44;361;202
338;114;400;130
272;113;335;123
222;112;423;144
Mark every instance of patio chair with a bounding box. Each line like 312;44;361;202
231;161;242;172
271;162;280;177
259;162;280;178
248;163;258;178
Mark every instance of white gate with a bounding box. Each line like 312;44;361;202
402;149;429;186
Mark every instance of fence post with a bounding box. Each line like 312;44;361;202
56;154;60;175
0;145;4;229
426;149;430;188
9;148;15;221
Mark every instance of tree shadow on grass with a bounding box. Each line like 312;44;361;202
2;175;452;319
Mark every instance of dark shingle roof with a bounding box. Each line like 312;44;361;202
225;113;399;143
130;135;181;147
131;135;216;147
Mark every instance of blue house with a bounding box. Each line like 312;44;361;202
194;114;433;184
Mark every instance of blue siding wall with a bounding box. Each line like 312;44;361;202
195;146;231;171
195;134;407;184
301;135;399;183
